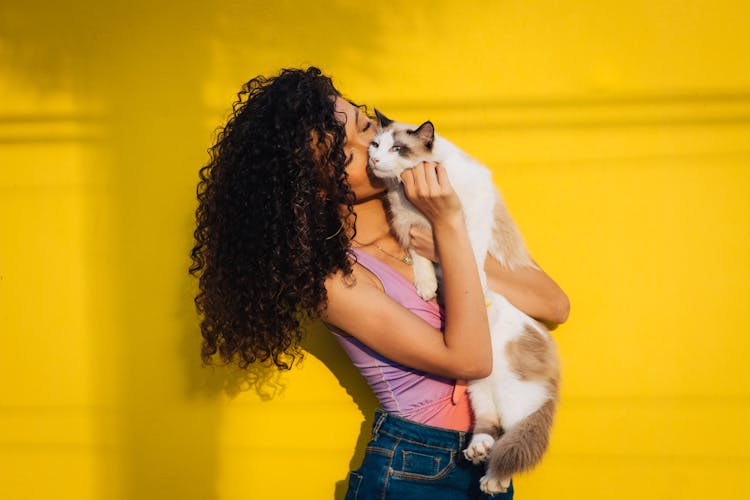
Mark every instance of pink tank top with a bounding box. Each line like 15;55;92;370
325;247;472;432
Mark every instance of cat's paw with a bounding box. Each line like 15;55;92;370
479;474;511;494
463;433;495;464
414;274;438;301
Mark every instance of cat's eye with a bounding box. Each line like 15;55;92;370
370;141;379;148
391;146;401;152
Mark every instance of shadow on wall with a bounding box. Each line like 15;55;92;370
181;317;379;500
0;1;382;499
302;321;380;500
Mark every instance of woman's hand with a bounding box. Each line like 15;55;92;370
400;161;462;228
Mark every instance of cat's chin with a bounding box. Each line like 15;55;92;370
370;166;400;181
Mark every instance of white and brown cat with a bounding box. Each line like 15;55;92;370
368;109;560;494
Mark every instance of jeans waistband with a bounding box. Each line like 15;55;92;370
372;408;469;451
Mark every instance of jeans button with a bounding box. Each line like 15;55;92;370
388;467;394;476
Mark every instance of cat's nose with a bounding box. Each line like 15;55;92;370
372;158;379;164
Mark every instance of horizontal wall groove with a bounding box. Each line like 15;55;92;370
0;136;102;144
0;113;106;144
0;405;117;413
0;114;105;124
379;89;750;111
0;443;117;451
5;95;750;141
374;90;750;132
489;149;750;167
548;452;750;462
435;114;750;132
561;395;750;404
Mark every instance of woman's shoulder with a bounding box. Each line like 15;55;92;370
320;259;397;335
324;257;385;297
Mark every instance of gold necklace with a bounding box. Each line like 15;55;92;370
353;237;413;265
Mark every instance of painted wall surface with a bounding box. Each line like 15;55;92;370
1;1;749;499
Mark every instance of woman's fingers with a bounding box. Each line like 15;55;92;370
413;161;430;196
400;167;414;197
400;161;461;224
402;161;441;198
401;162;451;201
435;163;451;193
424;161;440;193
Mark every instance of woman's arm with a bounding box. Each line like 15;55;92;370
405;163;492;365
409;226;570;329
484;254;570;329
322;162;492;379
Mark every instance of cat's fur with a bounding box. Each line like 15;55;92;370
368;109;561;494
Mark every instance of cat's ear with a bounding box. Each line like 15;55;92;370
412;121;435;149
374;108;393;127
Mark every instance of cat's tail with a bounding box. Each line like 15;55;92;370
485;397;557;480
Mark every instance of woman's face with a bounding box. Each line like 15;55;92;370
334;97;385;202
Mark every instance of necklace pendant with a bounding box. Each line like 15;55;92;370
403;254;413;265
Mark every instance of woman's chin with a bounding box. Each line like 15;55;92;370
353;186;387;203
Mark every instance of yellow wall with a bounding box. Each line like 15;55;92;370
2;1;749;498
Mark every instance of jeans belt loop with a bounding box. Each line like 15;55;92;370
372;410;387;438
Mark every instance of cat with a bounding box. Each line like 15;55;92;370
367;109;561;494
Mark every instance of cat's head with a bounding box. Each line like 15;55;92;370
368;109;435;180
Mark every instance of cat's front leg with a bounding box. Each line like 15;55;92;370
411;249;438;300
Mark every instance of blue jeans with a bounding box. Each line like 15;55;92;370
345;409;514;499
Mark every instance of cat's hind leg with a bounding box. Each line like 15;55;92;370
480;475;512;495
480;397;556;494
463;378;501;464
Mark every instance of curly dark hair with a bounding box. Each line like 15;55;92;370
189;67;359;370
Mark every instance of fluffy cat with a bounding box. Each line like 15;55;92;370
367;109;561;494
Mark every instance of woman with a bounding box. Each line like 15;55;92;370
191;67;569;499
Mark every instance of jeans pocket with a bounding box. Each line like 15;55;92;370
344;471;363;500
390;443;456;481
403;450;441;476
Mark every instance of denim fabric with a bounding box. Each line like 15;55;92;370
345;409;514;500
